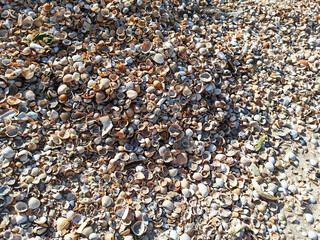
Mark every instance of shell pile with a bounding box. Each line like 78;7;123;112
0;0;320;239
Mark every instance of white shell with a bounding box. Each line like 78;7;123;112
152;53;164;64
101;116;113;137
16;215;28;224
198;183;209;197
305;213;314;223
162;200;174;211
126;90;138;100
101;196;112;207
2;147;15;158
180;233;191;240
28;197;41;210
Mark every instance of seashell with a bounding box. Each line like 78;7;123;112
131;221;146;236
28;197;41;210
199;72;213;83
5;68;20;80
141;42;153;53
104;232;115;240
63;74;73;83
0;186;11;196
101;8;110;17
102;196;113;207
198;183;209;197
34;226;47;235
57;130;70;140
24;90;36;101
56;217;70;231
126;90;138;100
21;47;32;55
34;216;47;225
0;29;8;39
152;53;164;64
30;42;44;50
78;226;93;237
2;146;15;158
162;200;174;211
180;233;191;240
101;116;113;137
7;96;21;105
1;10;10;18
15;202;28;213
22;16;33;29
70;214;82;225
175;153;188;166
16;215;28;225
116;27;125;36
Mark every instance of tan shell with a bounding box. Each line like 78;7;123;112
56;217;70;231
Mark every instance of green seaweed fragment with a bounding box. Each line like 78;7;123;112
254;134;265;152
33;33;55;45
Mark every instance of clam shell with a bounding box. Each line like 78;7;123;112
22;16;33;29
2;146;15;158
152;53;164;64
198;183;209;197
141;42;153;53
28;197;41;210
131;221;146;236
15;201;28;213
126;90;138;100
199;72;213;82
16;215;28;224
56;217;70;231
0;29;8;39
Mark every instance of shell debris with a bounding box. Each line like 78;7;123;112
0;0;319;239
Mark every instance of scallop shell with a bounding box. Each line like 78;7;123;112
15;202;28;213
141;42;153;53
56;217;70;231
7;96;21;105
131;221;146;236
28;197;41;210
